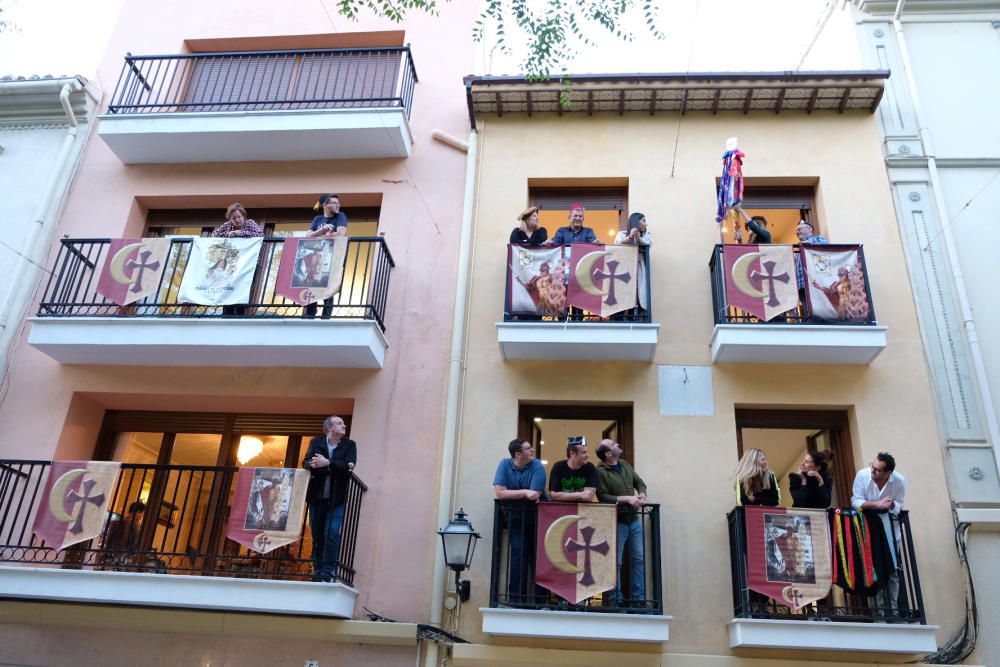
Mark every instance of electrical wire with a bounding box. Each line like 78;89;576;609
920;521;978;664
921;170;1000;252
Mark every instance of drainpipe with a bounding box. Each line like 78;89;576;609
0;78;90;381
890;1;1000;457
424;127;477;667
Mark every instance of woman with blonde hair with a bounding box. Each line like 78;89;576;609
735;448;780;506
509;206;547;245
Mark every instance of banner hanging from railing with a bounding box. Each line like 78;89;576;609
177;237;262;306
535;502;617;604
567;243;639;317
802;244;871;323
32;461;121;551
508;245;567;317
722;244;797;322
745;505;832;609
227;467;310;554
274;237;349;306
95;238;172;306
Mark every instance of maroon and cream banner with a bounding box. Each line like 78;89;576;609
227;467;310;554
508;245;567;317
802;244;872;323
32;461;121;551
567;243;639;317
95;238;171;306
745;505;832;609
177;237;262;306
274;237;349;306
535;502;617;604
723;244;797;322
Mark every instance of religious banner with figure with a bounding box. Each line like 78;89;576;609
227;467;310;554
535;501;617;604
95;238;172;305
177;237;263;306
802;244;872;323
32;461;121;551
744;505;832;609
507;245;567;317
274;237;349;306
566;243;639;316
723;244;798;322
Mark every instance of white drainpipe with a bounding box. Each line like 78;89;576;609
890;1;1000;458
0;78;91;380
424;127;477;667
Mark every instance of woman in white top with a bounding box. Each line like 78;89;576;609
615;212;652;246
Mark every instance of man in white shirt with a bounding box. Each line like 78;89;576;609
851;452;907;618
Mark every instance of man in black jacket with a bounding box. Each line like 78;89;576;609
303;415;357;582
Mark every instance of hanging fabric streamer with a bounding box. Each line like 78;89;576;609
715;144;745;224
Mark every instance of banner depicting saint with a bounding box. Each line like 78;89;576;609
802;244;872;323
227;467;310;554
274;237;349;306
507;245;567;317
177;237;262;306
744;506;832;609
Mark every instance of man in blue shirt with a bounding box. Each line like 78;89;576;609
548;204;598;245
493;438;546;602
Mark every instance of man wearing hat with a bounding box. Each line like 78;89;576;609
510;206;548;245
549;436;598;502
548;204;598;246
596;438;648;605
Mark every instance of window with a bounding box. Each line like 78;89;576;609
721;186;816;244
529;186;628;244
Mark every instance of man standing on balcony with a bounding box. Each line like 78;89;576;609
303;415;357;582
305;194;349;318
851;452;907;618
494;438;547;601
549;437;598;502
547;204;598;246
596;439;647;606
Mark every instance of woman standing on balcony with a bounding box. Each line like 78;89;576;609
735;448;780;506
212;203;264;238
614;212;652;246
789;450;833;508
509;206;547;245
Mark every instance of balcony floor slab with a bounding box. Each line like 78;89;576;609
728;617;938;654
496;322;660;362
480;607;671;643
97;107;412;164
0;566;357;618
710;323;888;364
28;316;387;368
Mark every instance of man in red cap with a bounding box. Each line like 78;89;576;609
548;204;598;245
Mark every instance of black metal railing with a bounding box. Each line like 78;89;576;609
504;245;652;323
709;244;877;325
0;460;367;586
727;506;926;624
36;237;395;331
107;47;418;119
489;500;663;614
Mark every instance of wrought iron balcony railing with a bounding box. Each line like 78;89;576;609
489;500;663;614
727;506;927;624
107;47;418;118
709;244;877;325
36;237;395;331
0;460;367;586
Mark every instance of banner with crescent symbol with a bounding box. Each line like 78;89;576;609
535;502;617;604
32;461;121;551
177;237;263;306
507;245;567;317
722;244;798;322
802;245;872;323
227;467;310;554
745;506;832;609
567;244;639;317
273;237;349;306
95;238;171;306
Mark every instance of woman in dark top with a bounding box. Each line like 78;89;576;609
735;448;780;506
509;206;548;245
788;450;833;508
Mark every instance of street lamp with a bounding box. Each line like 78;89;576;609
438;508;481;603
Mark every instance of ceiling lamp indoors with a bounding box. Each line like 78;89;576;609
236;436;265;465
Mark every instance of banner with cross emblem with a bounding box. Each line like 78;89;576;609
227;467;311;554
274;237;349;306
745;506;832;609
567;243;639;317
535;502;617;604
722;244;798;322
32;461;121;551
95;238;171;306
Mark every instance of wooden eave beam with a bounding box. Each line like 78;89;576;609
712;88;721;115
775;87;786;115
806;88;819;114
837;87;851;114
742;88;752;115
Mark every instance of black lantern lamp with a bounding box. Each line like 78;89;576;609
438;508;481;602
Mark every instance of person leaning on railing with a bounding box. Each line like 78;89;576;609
304;193;349;319
493;438;547;601
788;450;832;509
595;438;647;605
614;212;652;246
213;203;264;317
734;448;780;507
509;206;548;246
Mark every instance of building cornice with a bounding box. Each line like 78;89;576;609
855;0;1000;14
0;76;98;125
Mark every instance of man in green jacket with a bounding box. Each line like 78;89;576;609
596;439;648;606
